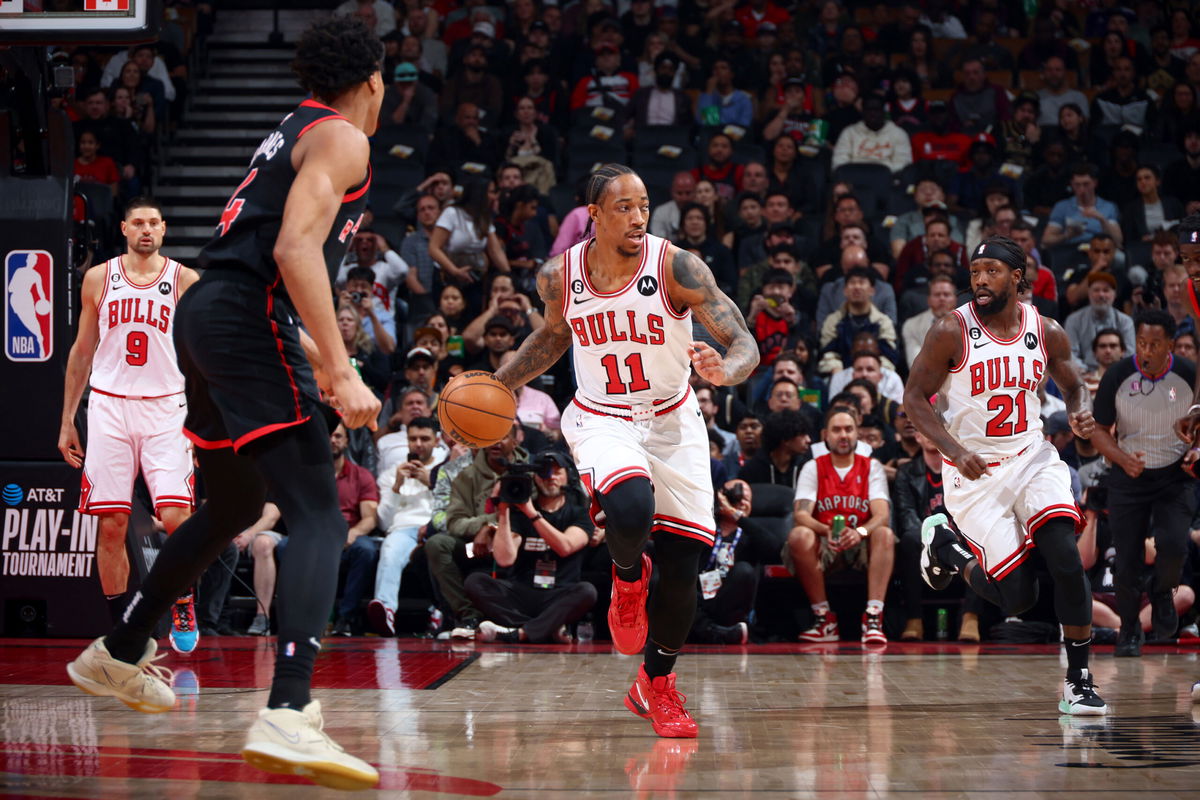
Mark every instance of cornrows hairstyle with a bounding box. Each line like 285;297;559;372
1177;214;1200;247
585;163;637;206
292;16;384;102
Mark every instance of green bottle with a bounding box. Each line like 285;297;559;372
936;608;949;640
830;514;846;542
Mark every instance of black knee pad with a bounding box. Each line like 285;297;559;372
599;477;655;535
1034;519;1085;579
652;534;708;583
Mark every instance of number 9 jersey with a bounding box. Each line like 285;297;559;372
938;300;1047;460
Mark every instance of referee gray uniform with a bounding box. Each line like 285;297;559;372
1093;355;1196;637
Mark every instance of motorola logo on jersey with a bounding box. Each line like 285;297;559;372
4;250;53;363
158;282;171;295
637;275;658;296
1024;332;1038;350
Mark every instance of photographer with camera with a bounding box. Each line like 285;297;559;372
689;480;778;644
467;450;598;643
339;265;397;356
367;417;440;636
426;423;528;638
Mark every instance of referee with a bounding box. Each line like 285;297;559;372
1091;309;1196;657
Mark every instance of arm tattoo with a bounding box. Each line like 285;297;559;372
672;249;759;384
795;499;813;514
493;257;572;391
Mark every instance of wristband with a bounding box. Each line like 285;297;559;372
529;514;543;523
1188;404;1200;416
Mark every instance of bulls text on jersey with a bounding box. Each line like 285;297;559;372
105;296;171;334
568;310;665;348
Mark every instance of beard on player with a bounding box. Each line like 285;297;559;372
828;431;856;456
972;285;1011;317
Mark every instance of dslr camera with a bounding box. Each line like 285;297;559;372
497;454;565;505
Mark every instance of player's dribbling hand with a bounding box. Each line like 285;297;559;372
58;423;84;468
1174;411;1200;443
1068;410;1095;439
331;371;381;431
689;341;727;384
955;452;991;481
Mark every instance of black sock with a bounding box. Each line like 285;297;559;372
614;556;643;583
936;540;974;572
267;629;319;709
106;593;129;628
643;640;679;678
1064;637;1091;676
105;590;154;664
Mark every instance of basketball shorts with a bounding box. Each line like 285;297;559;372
561;388;715;546
942;439;1081;580
80;390;194;514
174;269;337;453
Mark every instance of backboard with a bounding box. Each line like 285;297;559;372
0;0;161;45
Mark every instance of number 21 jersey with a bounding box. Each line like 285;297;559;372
562;234;693;409
939;300;1047;459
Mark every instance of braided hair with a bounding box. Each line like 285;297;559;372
584;163;637;206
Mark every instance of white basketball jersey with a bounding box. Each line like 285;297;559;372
562;234;693;410
91;256;185;398
939;301;1047;460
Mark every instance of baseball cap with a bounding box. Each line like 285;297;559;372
405;347;435;365
473;20;495;39
393;62;418;83
485;315;515;334
1045;411;1071;436
534;449;573;476
413;325;445;344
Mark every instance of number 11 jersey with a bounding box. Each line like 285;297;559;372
939;300;1047;460
561;234;693;410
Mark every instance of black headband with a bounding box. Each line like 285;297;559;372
970;241;1024;273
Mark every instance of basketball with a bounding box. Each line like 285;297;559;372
438;371;517;448
35;300;50;315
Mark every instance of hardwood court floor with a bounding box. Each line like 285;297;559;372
1;637;1199;798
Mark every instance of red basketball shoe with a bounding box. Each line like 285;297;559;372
609;552;651;655
624;665;698;738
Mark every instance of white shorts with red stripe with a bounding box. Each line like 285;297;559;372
561;388;715;546
942;438;1079;580
79;390;195;515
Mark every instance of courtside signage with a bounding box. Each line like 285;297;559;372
4;249;53;363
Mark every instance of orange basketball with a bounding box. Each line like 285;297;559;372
438;371;518;448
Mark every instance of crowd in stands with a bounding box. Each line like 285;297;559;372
68;0;1200;644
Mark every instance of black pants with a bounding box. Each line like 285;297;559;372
464;573;597;643
691;561;759;640
1106;469;1195;630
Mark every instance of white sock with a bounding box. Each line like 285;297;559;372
866;600;884;615
811;602;830;615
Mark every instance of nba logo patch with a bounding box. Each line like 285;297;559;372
285;642;296;657
4;250;53;362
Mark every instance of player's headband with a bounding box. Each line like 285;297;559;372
1185;229;1200;243
970;241;1025;273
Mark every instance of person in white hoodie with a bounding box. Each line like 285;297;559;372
831;94;913;175
367;416;439;636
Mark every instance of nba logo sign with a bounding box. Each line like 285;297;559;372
4;250;53;362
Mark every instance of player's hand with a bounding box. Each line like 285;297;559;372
330;370;380;431
837;528;862;551
1121;450;1146;479
1183;446;1200;477
1174;410;1200;443
58;422;84;468
689;341;728;385
233;530;255;552
1068;409;1095;439
954;451;991;481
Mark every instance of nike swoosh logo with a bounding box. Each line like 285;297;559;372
265;719;303;744
178;402;186;408
100;664;125;687
974;341;990;349
573;296;592;305
657;648;675;656
308;637;322;651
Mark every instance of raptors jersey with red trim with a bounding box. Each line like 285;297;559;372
561;234;692;407
939;301;1047;460
90;256;185;397
812;453;872;528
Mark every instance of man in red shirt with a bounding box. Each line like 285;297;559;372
734;0;791;38
786;407;895;643
278;423;379;636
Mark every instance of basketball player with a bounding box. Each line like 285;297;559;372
493;163;759;738
905;235;1107;716
58;198;201;653
65;17;383;789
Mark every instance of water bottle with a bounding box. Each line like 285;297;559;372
936;608;949;640
427;605;443;636
576;617;593;643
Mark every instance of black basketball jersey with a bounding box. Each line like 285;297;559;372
198;98;371;289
